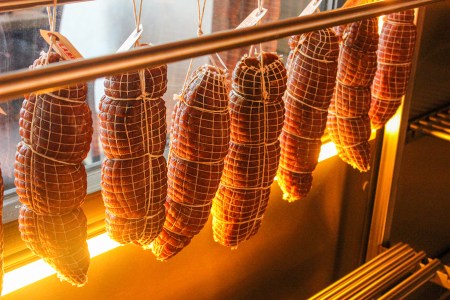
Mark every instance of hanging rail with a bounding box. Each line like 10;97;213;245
0;0;445;101
0;0;92;12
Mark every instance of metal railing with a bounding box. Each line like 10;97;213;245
0;0;92;12
0;0;445;101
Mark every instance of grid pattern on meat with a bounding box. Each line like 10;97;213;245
211;53;287;248
99;64;168;247
370;10;417;129
15;52;92;286
152;65;230;260
327;18;379;172
277;28;339;202
19;206;89;286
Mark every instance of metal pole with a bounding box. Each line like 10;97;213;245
0;0;445;101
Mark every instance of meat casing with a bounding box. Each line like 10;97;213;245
152;65;230;260
327;18;379;172
14;52;92;286
212;53;286;248
277;29;339;202
369;10;417;128
99;65;168;247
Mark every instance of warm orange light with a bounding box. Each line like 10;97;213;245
3;131;380;295
1;233;121;296
378;15;384;34
385;109;402;135
318;141;338;162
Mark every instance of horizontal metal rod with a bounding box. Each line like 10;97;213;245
332;249;416;299
410;123;450;142
418;120;450;133
350;251;427;299
0;0;91;12
429;116;450;127
0;0;444;101
309;243;410;300
378;259;443;300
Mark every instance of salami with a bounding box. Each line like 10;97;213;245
277;29;339;202
99;64;168;247
15;52;92;286
212;53;286;247
370;10;417;128
327;18;379;172
152;65;230;260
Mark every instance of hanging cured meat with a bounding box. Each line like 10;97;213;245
277;28;339;202
99;64;168;247
327;18;379;172
14;52;92;286
370;10;417;128
152;65;230;260
211;52;286;248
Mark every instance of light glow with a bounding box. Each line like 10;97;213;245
2;233;121;296
385;109;402;135
2;131;380;295
318;141;338;162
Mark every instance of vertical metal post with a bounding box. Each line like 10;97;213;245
365;7;427;260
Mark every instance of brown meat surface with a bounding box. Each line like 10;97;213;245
15;52;92;286
277;28;339;201
370;10;417;128
212;53;286;248
99;64;168;247
327;18;378;172
152;65;230;260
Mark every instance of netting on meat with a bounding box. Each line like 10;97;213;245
99;64;168;247
211;52;286;248
15;142;87;215
277;28;339;202
152;65;230;261
326;18;378;172
14;51;92;286
370;10;417;129
19;206;89;286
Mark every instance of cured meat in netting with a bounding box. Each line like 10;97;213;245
14;52;92;286
99;64;168;247
211;52;286;248
0;167;3;293
152;65;230;260
327;18;378;172
19;206;89;285
370;10;417;129
277;28;339;202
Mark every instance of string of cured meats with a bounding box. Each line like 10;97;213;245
99;62;168;247
152;65;230;260
212;52;286;248
277;28;339;202
327;18;379;172
369;10;417;128
15;52;92;286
